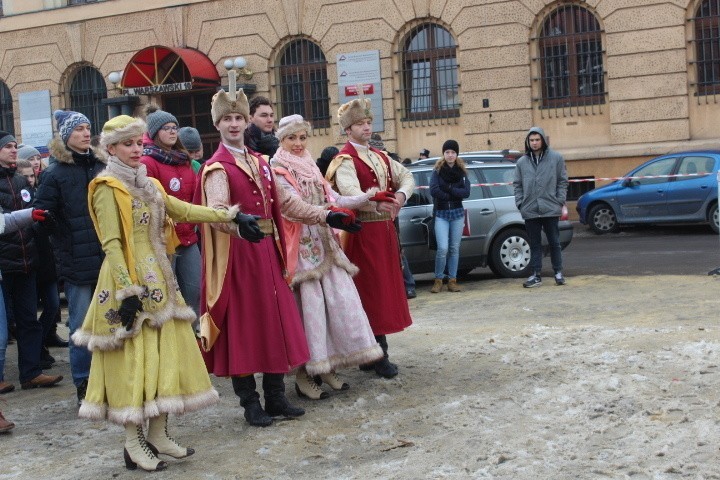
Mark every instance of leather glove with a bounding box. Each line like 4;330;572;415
33;209;56;229
369;190;396;203
327;208;362;233
32;209;47;221
118;295;143;331
233;212;265;243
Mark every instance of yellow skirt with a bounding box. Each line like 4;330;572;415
79;318;218;425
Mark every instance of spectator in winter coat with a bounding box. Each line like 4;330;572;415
513;126;568;288
140;105;201;320
17;144;43;177
34;110;105;403
178;127;204;174
0;131;63;393
243;96;279;158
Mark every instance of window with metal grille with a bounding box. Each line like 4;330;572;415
163;91;219;157
567;176;595;201
536;5;605;109
693;0;720;96
0;81;14;135
68;66;108;136
399;23;459;120
68;0;99;5
277;39;330;128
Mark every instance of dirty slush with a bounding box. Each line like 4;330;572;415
2;274;719;479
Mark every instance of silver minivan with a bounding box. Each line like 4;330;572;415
398;156;573;278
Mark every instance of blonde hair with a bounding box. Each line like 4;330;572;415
433;155;467;173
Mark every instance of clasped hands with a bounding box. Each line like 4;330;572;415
370;190;404;220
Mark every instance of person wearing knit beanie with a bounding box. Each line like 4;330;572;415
316;146;338;176
16;144;40;162
53;110;90;146
178;127;201;152
144;104;179;141
0;130;17;152
442;139;459;156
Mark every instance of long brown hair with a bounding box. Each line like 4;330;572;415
433;154;467;173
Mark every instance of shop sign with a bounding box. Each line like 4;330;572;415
124;82;193;95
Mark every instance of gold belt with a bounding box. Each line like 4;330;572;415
256;218;275;236
356;210;392;222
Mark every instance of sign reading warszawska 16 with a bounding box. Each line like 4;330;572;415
124;82;193;95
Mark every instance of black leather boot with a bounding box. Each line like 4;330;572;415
263;373;305;418
374;335;398;378
231;375;273;427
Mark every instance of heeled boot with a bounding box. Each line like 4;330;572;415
146;413;194;459
319;371;350;391
232;375;273;427
447;278;462;292
430;278;444;293
374;335;399;378
263;373;306;417
124;423;168;472
295;368;329;400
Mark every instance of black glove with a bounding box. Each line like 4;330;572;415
233;213;265;243
42;210;57;230
118;295;143;331
326;211;362;233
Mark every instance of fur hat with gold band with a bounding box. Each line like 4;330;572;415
211;88;250;125
337;97;373;130
100;115;146;149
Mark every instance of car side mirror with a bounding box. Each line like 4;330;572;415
622;178;638;187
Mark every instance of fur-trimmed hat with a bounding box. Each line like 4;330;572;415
211;88;250;125
53;110;90;144
276;114;311;141
100;115;146;149
337;98;373;130
144;104;178;139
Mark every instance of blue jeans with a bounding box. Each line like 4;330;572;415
401;251;415;291
524;216;562;275
0;283;7;382
1;272;42;383
65;282;94;387
172;243;201;317
37;280;60;340
434;215;465;279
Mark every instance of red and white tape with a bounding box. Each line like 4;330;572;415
415;172;712;189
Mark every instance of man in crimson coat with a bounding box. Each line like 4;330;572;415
325;97;414;378
196;87;357;427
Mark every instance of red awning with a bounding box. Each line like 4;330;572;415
121;45;219;89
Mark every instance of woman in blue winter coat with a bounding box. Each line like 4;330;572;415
429;140;471;293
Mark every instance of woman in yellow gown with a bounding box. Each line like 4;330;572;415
72;115;249;472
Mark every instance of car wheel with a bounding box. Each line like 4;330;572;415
709;203;719;234
588;203;619;234
489;228;531;278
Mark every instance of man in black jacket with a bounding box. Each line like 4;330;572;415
34;111;105;403
243;96;278;158
0;131;63;390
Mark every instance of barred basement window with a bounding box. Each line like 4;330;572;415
567;176;595;201
277;39;330;128
693;0;720;96
68;66;108;136
399;23;459;120
0;81;14;135
536;5;605;109
68;0;99;5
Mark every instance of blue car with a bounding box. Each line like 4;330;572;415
576;151;720;234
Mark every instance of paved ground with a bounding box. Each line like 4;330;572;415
2;271;719;479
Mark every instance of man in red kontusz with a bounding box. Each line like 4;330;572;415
325;97;415;378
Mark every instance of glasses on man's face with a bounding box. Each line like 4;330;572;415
160;126;179;132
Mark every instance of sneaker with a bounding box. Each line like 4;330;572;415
523;274;542;288
555;272;566;286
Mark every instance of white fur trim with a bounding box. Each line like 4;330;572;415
115;284;145;301
304;344;383;376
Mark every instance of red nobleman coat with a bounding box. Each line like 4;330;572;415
195;144;310;376
326;142;414;335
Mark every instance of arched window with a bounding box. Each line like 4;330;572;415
693;0;720;96
277;39;330;128
400;23;459;120
537;5;605;108
0;81;13;135
68;65;108;136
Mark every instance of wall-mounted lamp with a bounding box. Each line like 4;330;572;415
223;56;253;80
107;71;123;89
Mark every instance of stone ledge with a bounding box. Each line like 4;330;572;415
562;139;720;161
